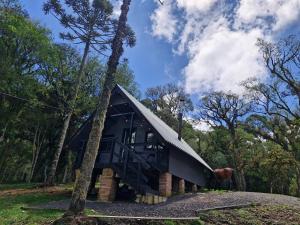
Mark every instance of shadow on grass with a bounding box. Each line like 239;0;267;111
0;191;70;225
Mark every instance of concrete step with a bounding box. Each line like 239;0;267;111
135;194;167;205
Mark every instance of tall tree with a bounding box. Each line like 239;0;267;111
43;0;115;185
196;91;253;191
143;83;193;130
0;3;53;182
67;0;134;215
245;36;300;196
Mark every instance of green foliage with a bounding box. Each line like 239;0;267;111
0;3;140;184
164;221;176;225
189;220;205;225
0;183;39;191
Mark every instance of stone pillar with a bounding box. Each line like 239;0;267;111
178;178;185;194
192;184;198;193
98;168;117;202
159;172;172;197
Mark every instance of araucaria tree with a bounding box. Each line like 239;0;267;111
197;92;253;191
67;0;135;215
43;0;115;185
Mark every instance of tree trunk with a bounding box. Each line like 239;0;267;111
0;166;7;183
296;167;300;197
28;125;41;183
270;181;273;194
67;0;131;215
0;123;8;143
46;41;90;185
43;164;48;183
229;130;246;191
62;150;71;183
46;113;72;185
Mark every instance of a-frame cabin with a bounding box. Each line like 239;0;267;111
69;85;213;202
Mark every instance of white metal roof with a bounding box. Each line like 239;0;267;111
117;85;213;172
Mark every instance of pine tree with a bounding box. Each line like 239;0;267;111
43;0;114;185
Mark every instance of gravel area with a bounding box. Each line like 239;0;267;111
35;192;300;218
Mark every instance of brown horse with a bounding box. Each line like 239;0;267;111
213;167;234;190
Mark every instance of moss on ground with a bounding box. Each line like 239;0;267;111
199;204;300;225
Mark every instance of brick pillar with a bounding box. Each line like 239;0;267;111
192;184;198;193
159;172;172;197
178;178;185;194
98;168;117;202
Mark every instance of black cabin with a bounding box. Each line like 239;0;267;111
69;85;213;202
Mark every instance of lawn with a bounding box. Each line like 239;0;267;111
0;183;40;191
0;191;68;225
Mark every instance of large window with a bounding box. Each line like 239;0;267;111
122;128;136;145
145;131;155;149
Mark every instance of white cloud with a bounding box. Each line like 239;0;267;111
150;0;300;96
189;119;212;132
236;0;300;31
184;18;266;94
112;0;122;18
150;1;177;42
176;0;217;13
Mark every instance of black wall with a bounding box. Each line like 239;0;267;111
169;145;210;186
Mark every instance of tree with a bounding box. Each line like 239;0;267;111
99;59;140;98
0;3;54;182
66;0;135;215
245;36;300;196
143;83;193;130
43;0;115;185
0;0;25;15
196;91;253;191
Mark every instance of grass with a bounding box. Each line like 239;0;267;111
0;192;69;225
1;184;299;225
0;183;40;191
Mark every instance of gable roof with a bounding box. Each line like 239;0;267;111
116;85;213;172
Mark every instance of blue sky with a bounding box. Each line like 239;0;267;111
19;0;300;97
19;0;185;94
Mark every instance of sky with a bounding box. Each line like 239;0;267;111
19;0;300;97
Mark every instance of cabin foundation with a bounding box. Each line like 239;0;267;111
98;168;118;202
159;172;172;197
178;178;185;194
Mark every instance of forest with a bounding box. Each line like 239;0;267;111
0;0;299;205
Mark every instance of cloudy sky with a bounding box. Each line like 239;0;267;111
20;0;300;96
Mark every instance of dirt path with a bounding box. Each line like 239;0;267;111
0;185;72;197
34;191;300;218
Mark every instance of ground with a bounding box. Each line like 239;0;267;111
0;183;299;225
